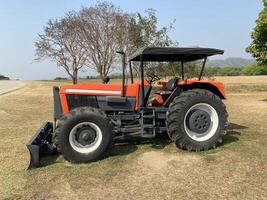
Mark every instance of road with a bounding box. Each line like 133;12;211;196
0;80;25;95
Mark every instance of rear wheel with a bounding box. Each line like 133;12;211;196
54;107;114;163
166;89;228;151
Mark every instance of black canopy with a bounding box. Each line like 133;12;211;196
129;47;224;62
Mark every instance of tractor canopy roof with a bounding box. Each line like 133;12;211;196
128;47;224;62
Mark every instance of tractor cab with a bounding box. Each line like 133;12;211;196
125;47;226;108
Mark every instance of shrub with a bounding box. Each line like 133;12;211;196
242;64;267;75
0;74;10;80
54;77;67;80
205;67;242;76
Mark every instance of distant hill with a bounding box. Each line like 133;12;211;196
206;57;256;68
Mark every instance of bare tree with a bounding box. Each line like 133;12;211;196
35;13;87;84
76;4;176;79
35;3;176;81
76;2;128;79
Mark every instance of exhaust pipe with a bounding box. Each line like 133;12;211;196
26;122;57;169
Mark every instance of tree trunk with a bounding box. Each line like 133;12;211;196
73;68;78;84
99;70;104;80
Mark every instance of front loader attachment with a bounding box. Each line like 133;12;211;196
27;122;57;169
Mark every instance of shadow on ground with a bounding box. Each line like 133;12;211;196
30;135;171;169
38;154;60;168
111;134;171;157
222;122;248;145
35;123;247;168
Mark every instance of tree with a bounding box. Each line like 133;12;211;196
35;13;87;84
35;2;176;81
246;0;267;65
124;9;177;74
128;9;175;51
76;2;127;79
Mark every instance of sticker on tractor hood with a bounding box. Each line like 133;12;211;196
65;89;122;95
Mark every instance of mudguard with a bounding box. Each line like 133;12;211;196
26;122;57;169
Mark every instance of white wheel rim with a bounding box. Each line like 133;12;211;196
69;122;102;154
184;103;219;142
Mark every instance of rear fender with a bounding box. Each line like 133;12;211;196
179;80;226;99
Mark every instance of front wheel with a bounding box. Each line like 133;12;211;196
166;89;228;151
54;107;114;163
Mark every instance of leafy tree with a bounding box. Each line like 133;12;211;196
126;9;176;53
246;0;267;65
125;9;177;75
35;13;87;84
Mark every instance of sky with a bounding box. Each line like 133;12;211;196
0;0;263;80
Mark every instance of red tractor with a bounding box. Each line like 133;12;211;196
27;47;228;168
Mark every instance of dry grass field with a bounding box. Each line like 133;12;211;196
0;76;266;199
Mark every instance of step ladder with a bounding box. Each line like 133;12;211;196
140;109;156;138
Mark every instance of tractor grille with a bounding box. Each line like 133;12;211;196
66;94;98;110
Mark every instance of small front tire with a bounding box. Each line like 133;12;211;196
54;107;114;163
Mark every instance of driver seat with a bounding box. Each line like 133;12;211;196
152;77;179;106
166;77;179;91
156;77;179;95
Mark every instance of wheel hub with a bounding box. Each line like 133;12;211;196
76;127;96;146
186;109;211;133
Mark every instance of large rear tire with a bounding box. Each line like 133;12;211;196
54;107;114;163
166;89;228;151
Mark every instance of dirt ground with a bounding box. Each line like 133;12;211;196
0;76;266;200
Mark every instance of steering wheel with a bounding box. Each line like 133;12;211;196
146;72;160;84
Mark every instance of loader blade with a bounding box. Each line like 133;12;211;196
27;122;57;169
